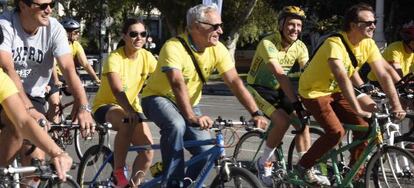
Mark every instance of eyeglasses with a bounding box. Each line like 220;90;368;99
128;31;147;38
197;21;223;31
357;20;377;27
71;30;80;35
30;1;56;10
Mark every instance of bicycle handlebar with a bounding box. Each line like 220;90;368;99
48;122;112;133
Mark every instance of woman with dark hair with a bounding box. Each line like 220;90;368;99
92;18;156;187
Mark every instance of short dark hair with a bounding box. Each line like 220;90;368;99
343;3;374;32
14;0;33;12
121;18;146;34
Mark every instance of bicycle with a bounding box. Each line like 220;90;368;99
0;159;79;188
234;111;414;187
77;117;263;188
46;82;111;160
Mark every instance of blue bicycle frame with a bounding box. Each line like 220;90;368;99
87;131;227;188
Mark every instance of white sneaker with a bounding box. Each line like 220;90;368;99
256;157;274;187
307;167;331;186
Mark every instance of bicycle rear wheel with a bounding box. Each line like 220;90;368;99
210;166;263;188
365;145;414;188
74;128;107;160
39;176;80;188
77;145;114;187
232;130;266;174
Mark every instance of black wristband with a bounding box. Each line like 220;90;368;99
251;110;264;117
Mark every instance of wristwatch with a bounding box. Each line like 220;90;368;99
251;110;265;117
79;104;92;113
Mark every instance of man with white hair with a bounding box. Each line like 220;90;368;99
142;3;267;187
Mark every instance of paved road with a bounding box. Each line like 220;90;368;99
62;82;413;186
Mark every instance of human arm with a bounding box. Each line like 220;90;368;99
165;69;213;129
75;45;100;83
2;94;72;181
387;61;403;82
267;59;299;103
328;58;371;118
0;51;47;121
56;53;95;135
371;59;405;120
107;72;140;125
221;68;268;129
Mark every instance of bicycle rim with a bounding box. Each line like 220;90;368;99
77;145;114;187
232;131;266;174
74;128;106;160
365;146;414;188
210;167;263;188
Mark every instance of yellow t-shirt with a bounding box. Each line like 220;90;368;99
92;47;157;112
299;32;383;99
247;33;309;89
0;69;19;103
56;41;84;76
142;33;234;106
367;41;414;81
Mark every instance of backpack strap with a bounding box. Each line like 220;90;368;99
304;33;358;70
176;36;206;84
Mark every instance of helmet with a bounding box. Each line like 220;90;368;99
400;21;414;42
61;19;80;30
278;6;306;23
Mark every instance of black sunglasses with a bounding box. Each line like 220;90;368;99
357;20;377;26
30;1;56;10
198;21;223;31
128;31;147;38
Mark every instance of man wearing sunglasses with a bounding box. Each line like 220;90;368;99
0;0;95;175
297;3;405;184
141;3;268;187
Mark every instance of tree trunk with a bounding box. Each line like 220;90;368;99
224;0;257;63
226;33;239;63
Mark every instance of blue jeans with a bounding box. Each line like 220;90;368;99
141;96;212;187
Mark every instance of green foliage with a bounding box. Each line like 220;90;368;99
235;0;279;47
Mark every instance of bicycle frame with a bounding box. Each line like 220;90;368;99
287;114;385;188
87;129;230;188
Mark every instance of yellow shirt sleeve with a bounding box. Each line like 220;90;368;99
0;70;18;103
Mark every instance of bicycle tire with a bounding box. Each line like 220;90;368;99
39;176;80;188
77;145;114;187
394;135;414;153
74;128;106;160
210;166;263;188
287;127;324;170
232;130;266;174
365;145;414;188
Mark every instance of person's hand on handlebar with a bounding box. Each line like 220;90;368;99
250;110;268;130
124;110;141;126
50;151;73;181
292;101;309;126
188;115;213;130
391;109;406;121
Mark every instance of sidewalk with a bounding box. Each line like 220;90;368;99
203;81;233;96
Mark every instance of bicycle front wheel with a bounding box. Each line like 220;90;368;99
39;176;80;188
232;130;266;174
77;145;114;187
74;128;107;160
210;166;263;188
365;145;414;188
